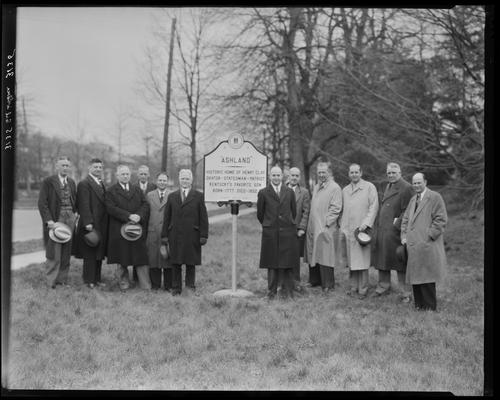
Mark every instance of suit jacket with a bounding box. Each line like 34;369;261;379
372;178;413;271
288;184;311;231
257;184;299;269
401;189;447;285
73;175;108;260
161;188;208;266
38;175;77;258
146;189;170;268
135;181;157;195
106;183;150;266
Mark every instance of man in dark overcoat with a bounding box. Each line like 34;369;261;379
135;165;157;194
161;169;208;295
132;164;157;283
257;165;299;299
73;158;109;289
106;165;151;290
38;156;77;288
146;172;172;290
372;162;414;301
286;167;310;290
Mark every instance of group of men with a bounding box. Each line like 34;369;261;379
38;157;209;296
257;162;448;311
37;155;447;311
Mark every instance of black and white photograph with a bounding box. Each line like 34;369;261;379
1;4;490;394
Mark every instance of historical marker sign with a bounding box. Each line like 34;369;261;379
204;133;268;203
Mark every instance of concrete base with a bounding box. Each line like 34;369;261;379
213;288;254;298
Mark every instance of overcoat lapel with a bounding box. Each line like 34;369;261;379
50;176;63;200
278;185;285;203
153;190;168;211
87;176;105;203
116;184;134;200
181;188;194;207
268;185;280;202
411;194;430;222
382;182;398;202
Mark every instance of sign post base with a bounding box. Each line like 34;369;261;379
213;288;254;298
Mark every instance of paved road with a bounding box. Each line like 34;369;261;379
10;206;256;270
10;203;232;242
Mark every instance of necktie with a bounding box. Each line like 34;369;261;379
160;192;164;202
181;190;186;202
414;193;421;212
124;184;129;192
62;179;67;189
319;183;325;190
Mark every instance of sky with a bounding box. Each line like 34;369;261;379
16;7;162;154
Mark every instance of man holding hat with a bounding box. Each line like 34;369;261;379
106;165;151;290
38;156;77;288
371;162;414;302
339;163;379;299
401;173;448;311
161;169;208;295
73;158;109;289
303;162;342;293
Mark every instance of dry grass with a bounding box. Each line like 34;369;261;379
6;212;484;393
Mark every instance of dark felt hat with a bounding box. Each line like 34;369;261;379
354;227;372;246
396;244;408;265
84;229;101;247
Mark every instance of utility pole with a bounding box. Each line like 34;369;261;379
144;135;153;165
162;17;176;171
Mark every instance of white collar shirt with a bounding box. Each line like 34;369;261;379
58;174;67;187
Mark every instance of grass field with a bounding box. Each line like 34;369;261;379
6;211;484;393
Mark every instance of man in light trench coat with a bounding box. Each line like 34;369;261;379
146;172;172;291
401;173;447;311
304;161;343;293
340;163;379;299
372;162;414;301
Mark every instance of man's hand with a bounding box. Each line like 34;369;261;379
129;214;140;223
85;224;93;231
359;223;368;232
297;229;305;237
200;237;207;246
47;220;55;229
401;238;407;245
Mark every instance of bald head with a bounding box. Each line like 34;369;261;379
412;173;427;193
270;166;283;186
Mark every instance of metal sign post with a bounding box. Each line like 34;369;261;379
204;133;267;298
